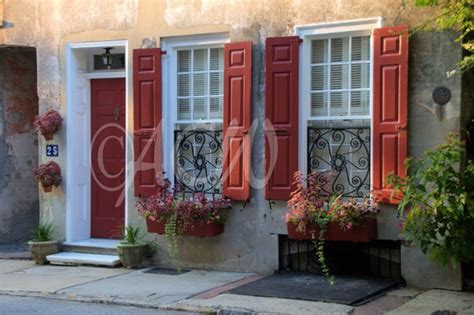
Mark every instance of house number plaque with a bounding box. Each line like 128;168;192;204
46;144;59;157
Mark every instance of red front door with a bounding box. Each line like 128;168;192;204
91;78;125;239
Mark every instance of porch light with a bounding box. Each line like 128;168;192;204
101;47;114;69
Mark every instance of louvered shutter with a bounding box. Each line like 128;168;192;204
133;48;163;197
265;36;300;200
372;26;409;204
223;41;252;200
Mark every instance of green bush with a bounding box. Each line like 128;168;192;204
388;132;474;267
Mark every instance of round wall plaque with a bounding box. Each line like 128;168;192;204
432;86;451;105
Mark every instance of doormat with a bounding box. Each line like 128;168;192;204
143;267;191;275
229;271;398;305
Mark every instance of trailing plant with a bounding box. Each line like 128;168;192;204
32;222;54;242
387;132;474;267
32;161;62;188
34;109;63;139
286;171;378;284
137;177;231;267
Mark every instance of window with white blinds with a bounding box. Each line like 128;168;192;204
177;47;224;121
310;36;371;118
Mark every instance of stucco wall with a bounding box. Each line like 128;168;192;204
1;0;464;289
0;48;39;244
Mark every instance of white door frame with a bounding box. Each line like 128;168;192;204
65;40;129;242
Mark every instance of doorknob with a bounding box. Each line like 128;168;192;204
113;106;120;121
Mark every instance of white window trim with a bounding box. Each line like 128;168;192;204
295;18;383;189
161;33;230;187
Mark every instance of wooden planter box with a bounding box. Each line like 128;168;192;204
287;219;377;242
146;218;224;237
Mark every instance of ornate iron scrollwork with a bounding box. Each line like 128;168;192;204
174;129;223;194
308;126;370;197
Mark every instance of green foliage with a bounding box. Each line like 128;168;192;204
311;207;336;285
412;0;474;72
164;214;183;269
387;132;474;267
32;223;54;242
121;225;145;245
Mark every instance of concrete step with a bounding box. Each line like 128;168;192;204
63;239;119;255
47;252;122;267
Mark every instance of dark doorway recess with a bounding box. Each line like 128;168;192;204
0;46;39;245
278;235;404;283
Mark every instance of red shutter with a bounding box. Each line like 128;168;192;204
264;36;300;200
223;41;252;200
133;48;163;197
373;26;409;204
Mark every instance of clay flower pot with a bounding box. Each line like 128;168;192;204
42;133;54;141
116;243;146;268
146;218;224;237
42;185;53;193
287;219;377;242
28;240;59;264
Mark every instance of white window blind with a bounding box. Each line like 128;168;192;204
310;36;370;118
177;47;224;121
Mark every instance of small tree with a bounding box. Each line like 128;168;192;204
388;132;474;267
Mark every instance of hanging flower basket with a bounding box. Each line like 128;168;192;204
146;218;224;237
287;219;377;242
34;109;63;141
32;161;62;193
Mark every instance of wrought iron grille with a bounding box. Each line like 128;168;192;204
278;236;403;283
308;126;370;197
174;129;223;194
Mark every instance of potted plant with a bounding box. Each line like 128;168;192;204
116;225;147;268
32;161;62;192
285;172;378;283
28;222;59;264
137;177;231;266
34;109;63;141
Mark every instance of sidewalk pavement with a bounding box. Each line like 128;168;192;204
0;259;473;314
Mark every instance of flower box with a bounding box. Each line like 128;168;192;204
146;218;224;237
184;222;224;237
146;218;165;234
287;219;377;242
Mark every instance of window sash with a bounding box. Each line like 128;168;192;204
309;35;371;119
176;47;224;122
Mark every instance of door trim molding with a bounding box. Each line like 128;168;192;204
66;40;129;242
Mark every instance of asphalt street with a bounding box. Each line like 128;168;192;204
0;295;199;315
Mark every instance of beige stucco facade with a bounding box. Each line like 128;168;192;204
0;0;466;289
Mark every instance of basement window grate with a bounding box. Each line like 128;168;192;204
278;235;404;283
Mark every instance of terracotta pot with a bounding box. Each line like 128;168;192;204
28;240;59;264
42;185;53;193
146;218;165;234
116;243;146;268
43;133;54;141
287;219;377;242
146;218;224;237
184;222;224;237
